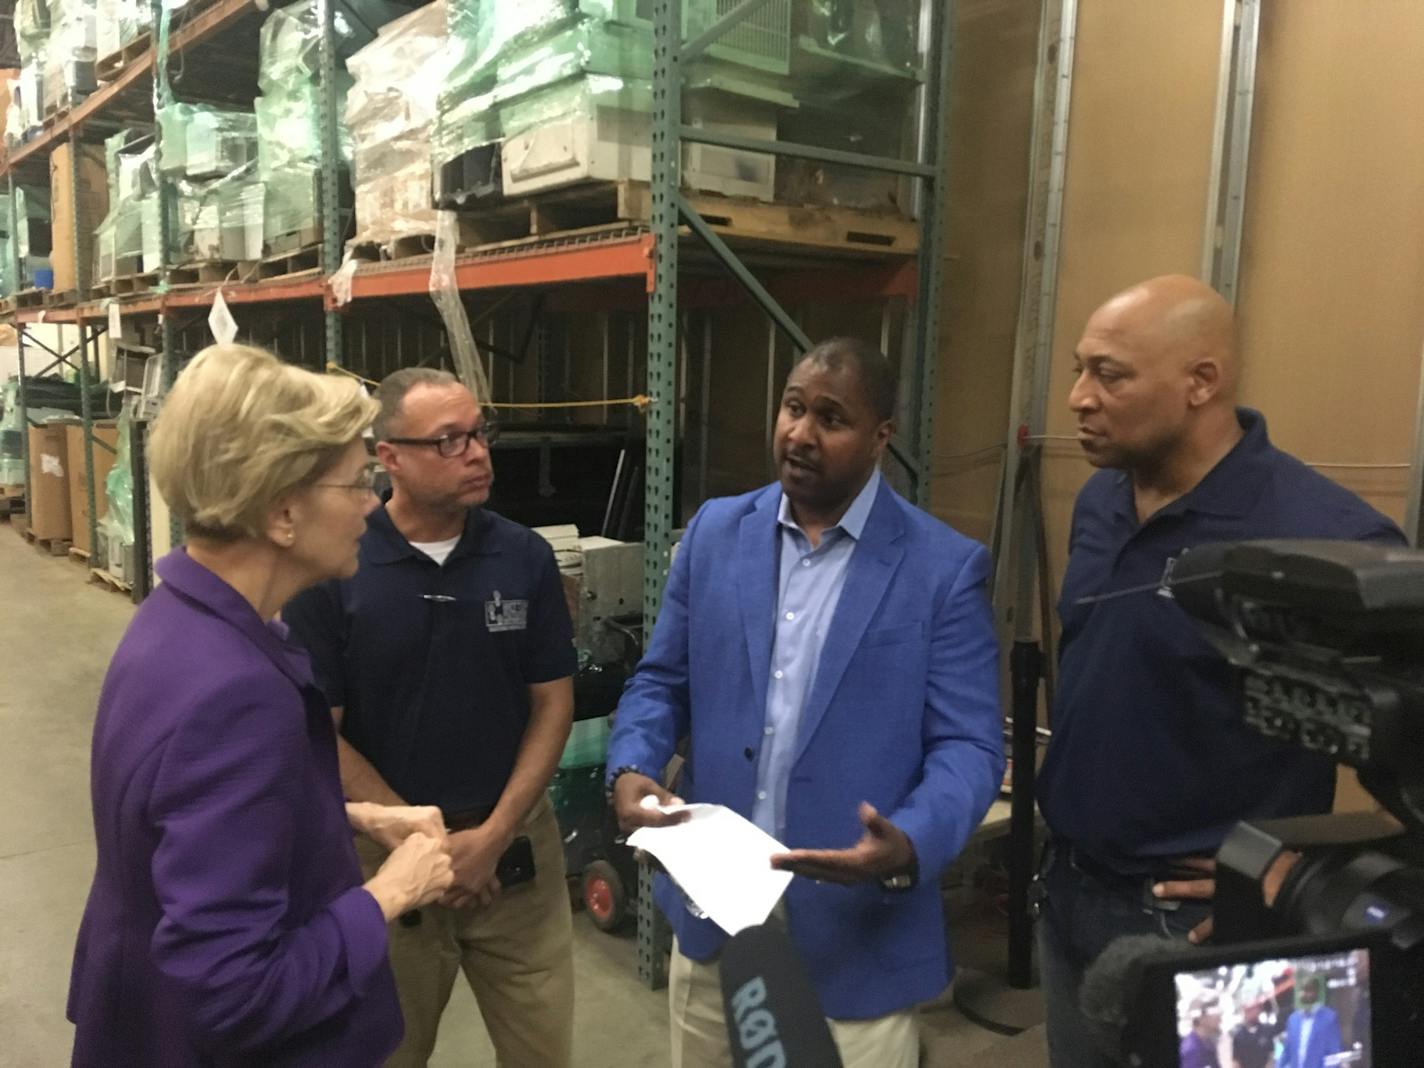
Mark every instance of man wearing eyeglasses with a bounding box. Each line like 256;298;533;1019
284;367;577;1068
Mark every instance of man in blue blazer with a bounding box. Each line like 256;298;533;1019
607;337;1004;1067
1279;977;1343;1068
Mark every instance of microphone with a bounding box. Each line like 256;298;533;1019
1079;934;1200;1065
718;923;844;1068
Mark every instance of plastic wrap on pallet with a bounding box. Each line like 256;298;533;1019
96;0;150;60
16;0;51;63
0;379;71;484
14;185;51;261
93;198;142;280
431;16;648;170
0;235;12;297
429;209;491;403
138;186;199;271
16;55;44;131
440;0;621;111
345;0;453;246
187;161;264;262
102;399;133;544
802;0;918;72
257;0;404;95
42;0;97;111
261;162;322;243
156;103;258;180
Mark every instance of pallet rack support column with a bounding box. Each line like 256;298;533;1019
15;323;30;518
639;0;683;994
1202;0;1261;305
149;0;183;580
77;315;100;559
317;0;343;368
994;0;1079;991
908;0;956;508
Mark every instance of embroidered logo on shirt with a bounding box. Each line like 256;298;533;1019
484;590;529;632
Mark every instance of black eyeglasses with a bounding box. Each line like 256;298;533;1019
384;420;499;458
315;464;380;493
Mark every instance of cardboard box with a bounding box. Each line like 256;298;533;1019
50;141;109;294
63;422;119;555
27;423;72;541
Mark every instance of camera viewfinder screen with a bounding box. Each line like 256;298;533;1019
1174;948;1371;1068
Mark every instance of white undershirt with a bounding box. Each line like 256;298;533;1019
409;536;460;567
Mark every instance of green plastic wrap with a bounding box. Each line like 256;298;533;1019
102;401;134;544
156;103;258;180
93;199;143;279
262;163;322;242
256;0;406;96
432;17;651;169
0;237;12;301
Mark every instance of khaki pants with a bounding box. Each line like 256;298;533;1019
357;795;574;1068
669;938;920;1068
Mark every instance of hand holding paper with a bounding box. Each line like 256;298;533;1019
628;801;794;936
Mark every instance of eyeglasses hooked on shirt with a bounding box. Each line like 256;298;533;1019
384;419;500;458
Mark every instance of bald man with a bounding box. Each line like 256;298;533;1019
1034;276;1403;1068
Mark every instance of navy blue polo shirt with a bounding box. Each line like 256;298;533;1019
283;502;576;813
1037;409;1404;872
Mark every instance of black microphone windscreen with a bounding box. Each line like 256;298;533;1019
1080;934;1194;1066
719;924;844;1068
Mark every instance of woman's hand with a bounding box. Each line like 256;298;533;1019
363;833;454;922
346;802;446;852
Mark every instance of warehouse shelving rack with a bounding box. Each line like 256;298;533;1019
3;0;956;986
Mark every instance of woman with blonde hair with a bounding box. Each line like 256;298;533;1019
67;344;453;1066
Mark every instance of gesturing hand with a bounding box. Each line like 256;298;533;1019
770;802;916;885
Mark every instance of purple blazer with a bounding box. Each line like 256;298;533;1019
67;550;401;1066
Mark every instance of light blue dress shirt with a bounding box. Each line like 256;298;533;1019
751;468;882;840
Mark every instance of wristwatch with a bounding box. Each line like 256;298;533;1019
880;852;919;892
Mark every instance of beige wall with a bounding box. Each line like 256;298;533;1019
930;0;1042;545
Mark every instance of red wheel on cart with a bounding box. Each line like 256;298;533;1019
581;860;627;932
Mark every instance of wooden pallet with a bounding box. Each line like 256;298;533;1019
14;287;49;309
0;296;15;316
267;225;322;258
21;527;71;556
104;272;161;296
455;180;920;256
68;545;91;564
169;260;256;287
90;567;133;595
44;288;78;307
349;232;443;264
96;32;152;82
256;243;321;281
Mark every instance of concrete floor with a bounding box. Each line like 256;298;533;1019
0;524;1046;1066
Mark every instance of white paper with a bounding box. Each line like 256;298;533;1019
208;290;237;345
107;300;121;342
629;803;794;936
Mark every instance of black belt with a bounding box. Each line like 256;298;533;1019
1053;840;1181;890
444;804;497;832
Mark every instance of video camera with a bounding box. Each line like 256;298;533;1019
1117;540;1424;1067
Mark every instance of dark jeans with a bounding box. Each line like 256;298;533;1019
1037;844;1211;1068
